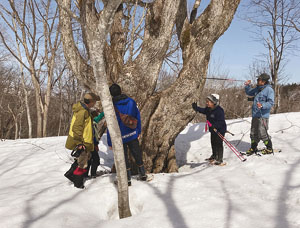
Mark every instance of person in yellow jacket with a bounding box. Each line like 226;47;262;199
64;92;100;188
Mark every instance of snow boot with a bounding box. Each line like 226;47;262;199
205;156;215;162
247;141;258;155
261;140;273;154
138;165;147;181
213;161;226;166
261;148;273;155
246;148;258;155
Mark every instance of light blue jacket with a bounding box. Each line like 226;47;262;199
245;84;274;118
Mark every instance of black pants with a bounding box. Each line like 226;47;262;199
87;150;100;176
123;138;143;168
210;132;224;162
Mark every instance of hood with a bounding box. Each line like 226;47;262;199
72;101;88;113
258;83;271;90
113;94;129;105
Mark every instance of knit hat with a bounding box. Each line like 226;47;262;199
109;83;122;97
84;92;100;101
206;94;219;105
257;73;270;82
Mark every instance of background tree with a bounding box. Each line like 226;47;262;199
0;0;62;137
243;0;300;113
0;65;24;139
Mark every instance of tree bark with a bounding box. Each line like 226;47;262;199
58;0;131;219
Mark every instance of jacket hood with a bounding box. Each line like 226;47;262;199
258;83;271;90
113;94;129;105
72;101;88;113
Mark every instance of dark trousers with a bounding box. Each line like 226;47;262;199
123;138;143;168
123;139;146;181
87;150;100;176
211;132;224;162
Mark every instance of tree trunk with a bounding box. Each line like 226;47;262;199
58;0;131;219
21;73;33;139
135;0;241;173
31;72;43;138
12;10;33;138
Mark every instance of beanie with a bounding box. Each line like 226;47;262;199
257;73;270;82
206;94;219;105
109;83;121;97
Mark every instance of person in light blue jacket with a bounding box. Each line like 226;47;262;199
244;73;274;155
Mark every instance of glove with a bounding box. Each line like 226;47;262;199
71;144;85;158
192;102;198;111
209;125;217;132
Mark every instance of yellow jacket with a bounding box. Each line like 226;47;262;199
65;102;94;152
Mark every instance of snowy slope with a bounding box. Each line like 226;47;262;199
0;112;300;228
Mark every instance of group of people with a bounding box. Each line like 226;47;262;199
64;73;275;188
64;84;147;189
192;73;275;165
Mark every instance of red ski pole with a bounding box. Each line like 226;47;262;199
207;121;246;162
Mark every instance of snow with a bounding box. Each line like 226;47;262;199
1;112;300;228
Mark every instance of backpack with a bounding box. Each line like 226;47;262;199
115;107;138;129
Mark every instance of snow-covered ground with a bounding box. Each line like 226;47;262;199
0;112;300;228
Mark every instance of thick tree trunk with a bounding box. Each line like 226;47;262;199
58;0;131;219
137;0;241;173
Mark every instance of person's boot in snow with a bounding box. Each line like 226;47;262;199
213;160;226;166
138;165;147;181
247;141;258;155
205;156;215;162
261;140;273;154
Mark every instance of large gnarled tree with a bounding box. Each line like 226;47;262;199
58;0;240;173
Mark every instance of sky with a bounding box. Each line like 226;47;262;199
209;2;300;84
1;0;298;84
1;112;300;228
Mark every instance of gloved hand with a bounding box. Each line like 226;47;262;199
209;125;217;132
71;144;86;158
192;102;198;111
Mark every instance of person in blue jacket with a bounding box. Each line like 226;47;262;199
244;73;274;155
107;83;147;185
192;94;227;165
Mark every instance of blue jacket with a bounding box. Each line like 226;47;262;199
195;105;227;135
107;95;141;147
245;84;274;118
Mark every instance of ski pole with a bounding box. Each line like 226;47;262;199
207;121;247;162
204;77;245;82
226;130;234;136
